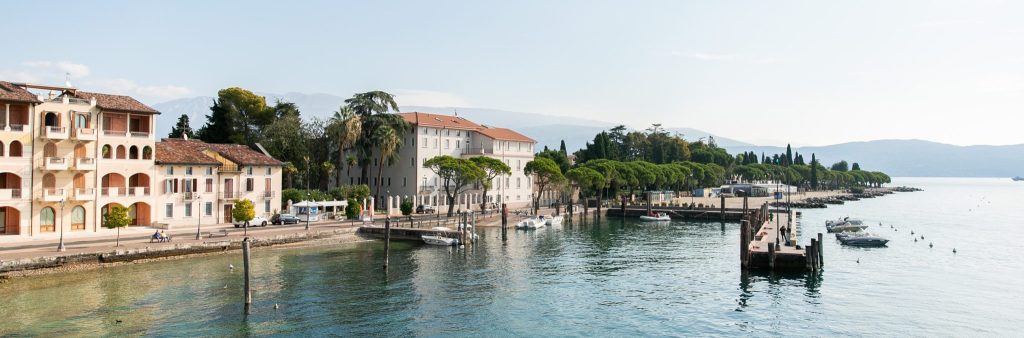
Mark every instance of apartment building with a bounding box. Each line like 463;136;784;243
0;81;282;238
340;112;537;211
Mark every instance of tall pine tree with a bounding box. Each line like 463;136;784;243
168;114;195;139
810;153;818;190
785;144;793;166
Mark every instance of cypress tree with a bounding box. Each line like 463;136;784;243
559;140;567;156
810;153;818;190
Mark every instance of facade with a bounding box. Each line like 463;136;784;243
339;112;537;212
0;81;282;238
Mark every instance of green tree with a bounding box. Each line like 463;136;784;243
785;144;793;166
810;153;819;190
368;115;409;199
346;198;362;219
168;114;194;139
233;199;256;235
400;198;413;216
344;91;401;184
525;157;566;215
566;167;604;208
424;155;486;216
102;205;130;247
329;106;362;186
469;156;511;210
321;162;336;190
198;87;275;145
831;160;849;172
559;140;568;156
852;162;861;171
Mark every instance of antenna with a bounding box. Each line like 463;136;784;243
65;72;73;87
454;108;458;117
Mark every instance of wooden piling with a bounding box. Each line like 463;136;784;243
809;238;817;270
720;195;726;221
242;237;252;305
768;244;776;269
817;232;824;267
621;196;627;216
501;203;508;228
384;216;391;270
740;220;750;268
805;242;814;271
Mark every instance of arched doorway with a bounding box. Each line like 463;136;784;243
0;172;21;199
116;145;126;159
0;207;20;235
142;146;152;160
0;141;4;156
9;141;21;157
101;173;126;196
74;143;86;159
129;146;138;159
40;207;55;232
102;144;112;159
43;142;57;158
128;173;150;196
42;173;55;189
129;202;150;226
71;206;85;230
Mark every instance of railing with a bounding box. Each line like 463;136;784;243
262;191;274;199
183;191;199;201
43;126;68;138
463;148;496;155
419;185;435;193
103;129;127;136
74;188;95;200
42;188;65;200
76;157;96;165
220;191;236;199
220;164;240;172
7;124;25;132
129;186;151;196
0;189;22;199
47;157;66;164
74;128;96;139
101;187;126;197
130;131;150;138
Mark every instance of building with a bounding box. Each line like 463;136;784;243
0;81;282;238
339;112;537;212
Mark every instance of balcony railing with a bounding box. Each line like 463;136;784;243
101;187;127;197
103;129;127;136
42;188;65;202
74;128;96;141
130;131;150;138
3;124;27;132
262;191;274;199
0;189;22;200
41;157;68;170
183;191;200;201
463;148;496;155
220;191;237;200
42;126;69;139
73;188;95;201
128;186;151;196
74;157;96;170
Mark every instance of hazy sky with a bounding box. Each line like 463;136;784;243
3;0;1022;146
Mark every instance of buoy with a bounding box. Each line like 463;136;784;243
929;242;933;248
953;248;957;254
274;304;280;310
914;238;918;242
116;319;123;323
856;258;860;264
229;264;235;271
911;230;914;235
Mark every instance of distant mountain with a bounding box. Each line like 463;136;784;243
726;140;1024;177
151;96;214;139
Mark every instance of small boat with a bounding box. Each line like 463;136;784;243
640;212;671;222
546;215;563;226
422;235;458;246
1013;176;1023;182
515;218;543;229
826;217;868;233
836;232;889;247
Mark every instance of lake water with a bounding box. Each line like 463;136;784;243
1;177;1021;337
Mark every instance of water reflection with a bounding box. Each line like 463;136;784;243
736;270;823;311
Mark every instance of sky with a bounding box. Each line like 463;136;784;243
2;0;1022;147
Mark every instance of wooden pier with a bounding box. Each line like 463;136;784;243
740;203;822;271
605;207;748;221
358;226;463;242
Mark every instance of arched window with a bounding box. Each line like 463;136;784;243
43;112;58;127
102;145;112;159
9;141;21;157
42;173;56;189
71;206;85;230
40;207;55;232
43;142;57;158
129;146;138;160
74;144;86;159
75;114;88;129
0;141;4;157
116;145;126;159
142;146;152;160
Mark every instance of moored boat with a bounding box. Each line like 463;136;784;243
826;217;868;233
546;215;563;226
836;232;889;247
422;235;458;246
640;212;671;222
1013;176;1023;181
515;218;543;229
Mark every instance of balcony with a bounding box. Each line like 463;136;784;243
42;188;65;202
130;131;150;138
0;189;22;200
103;129;128;137
74;157;96;171
2;124;28;133
183;191;200;201
463;148;496;155
419;185;436;193
74;128;97;141
219;191;237;200
41;157;68;171
42;126;69;140
101;187;126;197
73;188;95;201
128;187;151;197
261;191;275;199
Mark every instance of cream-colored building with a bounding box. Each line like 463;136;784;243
0;81;282;238
339;112;537;212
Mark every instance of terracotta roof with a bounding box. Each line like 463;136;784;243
204;143;284;166
475;127;536;143
0;81;41;103
155;139;222;165
72;91;160;114
399;112;483;130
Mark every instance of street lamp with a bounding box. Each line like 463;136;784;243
57;198;66;252
195;195;202;240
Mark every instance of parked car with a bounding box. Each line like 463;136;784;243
416;204;436;214
234;216;269;228
271;213;300;225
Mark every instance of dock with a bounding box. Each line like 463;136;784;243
357;225;463;242
740;203;822;271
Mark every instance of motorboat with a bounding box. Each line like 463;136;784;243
640;212;671;222
421;235;458;246
1013;176;1023;182
836;232;889;247
546;215;564;226
826;217;868;233
515;218;543;229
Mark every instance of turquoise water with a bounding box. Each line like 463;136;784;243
1;178;1021;337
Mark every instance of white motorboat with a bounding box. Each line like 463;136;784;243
826;217;868;233
515;218;543;229
422;235;458;246
546;215;564;226
835;232;889;247
640;212;671;222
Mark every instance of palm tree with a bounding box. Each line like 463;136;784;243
331;106;361;186
346;155;358;177
344;91;400;185
371;124;402;202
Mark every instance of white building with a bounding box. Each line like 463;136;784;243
340;112;537;212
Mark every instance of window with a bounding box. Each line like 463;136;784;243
247;167;253;175
245;178;254;192
433;139;438;149
455;141;460;149
40;207;55;232
206;167;213;175
100;144;110;158
457;130;461;137
185;203;192;217
517;177;521;188
403;177;407;187
166;203;174;218
445;140;449;149
517;160;521;171
265;167;271;175
166;166;174;175
446;130;450;136
205;202;213;216
71;206;85;230
422;137;427;148
388;177;391;186
206;178;213;193
265;200;271;213
186;167;193;175
422;127;427;134
411;158;415;167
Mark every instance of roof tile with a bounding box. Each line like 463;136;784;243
0;81;41;103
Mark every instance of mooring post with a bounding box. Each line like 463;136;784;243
720;195;726;221
809;238;817;271
805;242;814;271
621;196;627;217
768;244;776;269
501;203;508;228
817;232;824;267
242;237;252;306
646;192;652;216
384;215;391;270
741;220;749;268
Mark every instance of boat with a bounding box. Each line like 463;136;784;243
826;217;868;233
1013;176;1023;181
421;234;458;246
639;212;671;222
515;218;543;229
546;215;563;226
835;232;889;247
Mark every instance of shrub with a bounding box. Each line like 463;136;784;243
400;199;413;216
345;198;362;219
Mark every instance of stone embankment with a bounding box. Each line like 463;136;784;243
769;187;919;209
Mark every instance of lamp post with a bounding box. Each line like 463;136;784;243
304;155;310;231
57;198;66;252
195;195;202;240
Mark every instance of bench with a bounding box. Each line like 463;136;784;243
207;229;229;238
149;235;172;243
